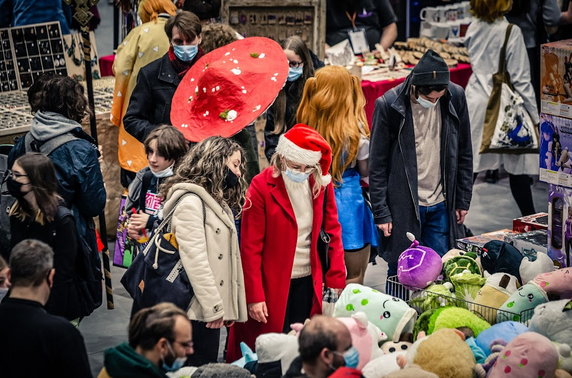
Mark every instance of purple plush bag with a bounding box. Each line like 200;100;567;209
114;194;138;268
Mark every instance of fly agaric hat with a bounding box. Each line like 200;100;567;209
171;37;289;142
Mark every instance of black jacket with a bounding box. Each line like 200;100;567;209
369;76;473;263
0;298;92;378
123;54;182;143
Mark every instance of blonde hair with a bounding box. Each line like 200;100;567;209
296;66;369;184
470;0;512;23
138;0;177;23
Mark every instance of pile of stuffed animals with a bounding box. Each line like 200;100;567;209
226;234;572;378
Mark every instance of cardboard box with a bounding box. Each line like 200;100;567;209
513;213;549;233
539;113;572;188
456;229;518;255
548;184;572;267
504;230;547;258
540;40;572;118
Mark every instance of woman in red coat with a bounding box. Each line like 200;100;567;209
227;124;346;362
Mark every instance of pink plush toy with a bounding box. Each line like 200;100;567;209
336;312;387;370
397;233;443;289
533;268;572;299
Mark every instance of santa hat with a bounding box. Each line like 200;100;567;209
275;124;332;185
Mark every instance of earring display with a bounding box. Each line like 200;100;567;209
222;0;326;59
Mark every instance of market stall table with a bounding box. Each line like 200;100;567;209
362;63;472;126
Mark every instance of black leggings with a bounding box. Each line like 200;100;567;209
474;172;535;216
282;276;314;333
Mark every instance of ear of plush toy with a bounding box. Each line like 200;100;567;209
361;352;407;378
519;253;555;284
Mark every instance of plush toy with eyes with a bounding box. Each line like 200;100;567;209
397;233;443;290
497;282;548;323
382;341;413;354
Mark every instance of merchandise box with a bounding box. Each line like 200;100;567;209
513;212;548;233
548;184;572;267
504;229;547;258
456;229;518;255
540;39;572;118
539;113;572;188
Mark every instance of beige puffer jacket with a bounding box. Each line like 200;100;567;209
162;183;247;323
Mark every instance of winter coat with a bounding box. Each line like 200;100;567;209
8;111;106;257
369;75;473;264
162;183;247;323
465;18;539;175
98;342;167;378
226;167;346;361
111;15;172;173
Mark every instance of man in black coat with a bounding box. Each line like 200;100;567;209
0;239;92;378
369;49;473;279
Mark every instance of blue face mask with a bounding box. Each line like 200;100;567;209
173;44;198;62
284;168;310;183
341;347;360;369
161;342;187;372
287;66;303;82
416;95;438;109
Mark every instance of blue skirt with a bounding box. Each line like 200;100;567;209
334;169;379;250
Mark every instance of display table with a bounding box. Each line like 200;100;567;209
362;63;472;126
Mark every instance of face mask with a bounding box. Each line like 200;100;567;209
223;167;239;190
6;176;29;199
173;44;198;62
152;165;174;179
416;95;438;109
284;168;310;183
162;342;187;372
341;347;360;369
287;66;303;82
0;288;8;302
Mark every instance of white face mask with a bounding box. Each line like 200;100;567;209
152;164;174;178
416;95;438;109
0;287;8;302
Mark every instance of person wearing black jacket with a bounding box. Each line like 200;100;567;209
0;239;92;378
369;50;473;280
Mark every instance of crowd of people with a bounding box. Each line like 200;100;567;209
1;0;571;377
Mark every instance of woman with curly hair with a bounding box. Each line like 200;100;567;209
159;136;248;366
297;65;377;285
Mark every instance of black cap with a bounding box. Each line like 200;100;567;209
411;49;450;86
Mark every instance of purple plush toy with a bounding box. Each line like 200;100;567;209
397;233;443;289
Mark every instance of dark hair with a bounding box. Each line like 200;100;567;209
144;125;189;164
37;76;89;122
416;84;448;96
298;319;338;364
10;153;61;224
181;0;221;20
165;10;202;42
27;73;57;113
129;302;189;350
9;239;54;287
200;23;239;53
272;36;315;135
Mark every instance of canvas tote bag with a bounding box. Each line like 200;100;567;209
480;24;539;154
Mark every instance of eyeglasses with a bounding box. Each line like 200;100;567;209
173;340;194;349
288;60;304;68
7;170;27;179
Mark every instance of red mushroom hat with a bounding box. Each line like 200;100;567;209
171;37;289;142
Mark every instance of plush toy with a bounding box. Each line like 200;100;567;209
385;364;438;378
381;340;412;354
397;233;443;289
465;336;487;364
497;282;548;322
254;332;299;375
481;240;525;283
409;282;455;312
361;352;407;378
475;332;559;378
473;273;519;323
449;270;486;302
336;312;387;370
403;328;476;378
520;252;555;284
443;251;481;279
533;268;572;299
529;299;572;349
555;343;572;374
414;306;491;339
231;342;258;368
474;321;529;357
334;283;417;342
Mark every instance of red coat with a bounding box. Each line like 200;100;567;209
227;167;346;361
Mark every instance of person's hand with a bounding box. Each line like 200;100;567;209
248;302;268;323
206;317;224;329
130;211;150;230
456;209;468;224
377;222;392;237
127;223;141;240
224;320;235;327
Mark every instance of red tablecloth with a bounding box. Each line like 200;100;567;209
99;54;115;77
362;63;472;126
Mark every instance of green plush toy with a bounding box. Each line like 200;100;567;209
443;252;481;280
449;270;486;302
409;283;456;313
414;306;491;340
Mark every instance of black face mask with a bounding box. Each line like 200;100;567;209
6;176;29;199
223;167;239;190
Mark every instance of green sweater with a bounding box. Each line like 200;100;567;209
103;343;168;378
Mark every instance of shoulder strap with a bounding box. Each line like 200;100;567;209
498;24;514;75
138;170;155;211
25;133;79;156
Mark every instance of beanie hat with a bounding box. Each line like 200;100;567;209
411;49;450;86
275;123;332;185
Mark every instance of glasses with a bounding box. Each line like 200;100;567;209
7;170;27;179
288;60;304;68
173;340;194;349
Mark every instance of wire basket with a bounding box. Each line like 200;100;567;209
386;276;531;325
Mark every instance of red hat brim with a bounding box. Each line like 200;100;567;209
171;37;289;142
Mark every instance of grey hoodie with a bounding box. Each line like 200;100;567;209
30;111;82;141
